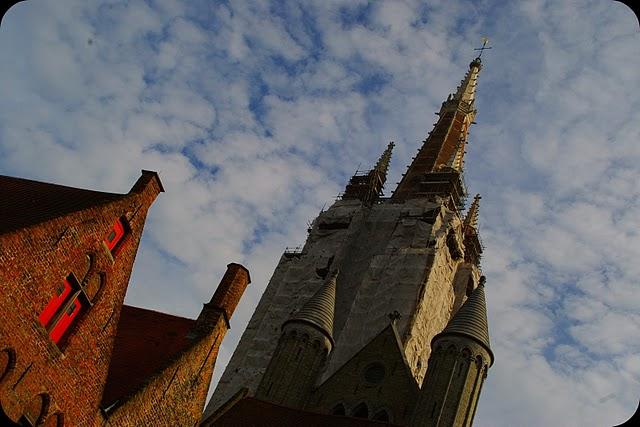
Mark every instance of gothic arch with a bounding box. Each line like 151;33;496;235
0;347;16;384
351;401;369;419
331;403;346;416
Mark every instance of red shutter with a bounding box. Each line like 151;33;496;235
39;279;72;327
49;297;84;344
105;218;126;252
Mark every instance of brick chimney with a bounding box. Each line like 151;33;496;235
193;263;251;336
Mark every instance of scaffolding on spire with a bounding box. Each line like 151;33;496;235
342;142;394;205
392;49;485;208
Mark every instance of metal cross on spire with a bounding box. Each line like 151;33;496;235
474;37;492;58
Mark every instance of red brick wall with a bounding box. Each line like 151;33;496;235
0;173;162;425
103;316;228;427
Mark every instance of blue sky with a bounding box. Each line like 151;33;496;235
1;1;639;425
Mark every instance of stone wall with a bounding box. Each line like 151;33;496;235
206;194;481;418
312;325;419;425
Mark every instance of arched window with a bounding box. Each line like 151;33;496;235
352;402;368;419
373;409;390;422
331;403;346;416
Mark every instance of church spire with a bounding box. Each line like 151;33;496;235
451;57;481;105
392;55;483;207
342;142;394;205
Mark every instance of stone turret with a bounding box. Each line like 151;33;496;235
411;277;493;427
255;271;338;408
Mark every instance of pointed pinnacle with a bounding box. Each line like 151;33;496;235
453;61;482;104
374;141;395;179
464;194;481;229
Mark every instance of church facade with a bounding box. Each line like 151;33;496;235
204;57;494;426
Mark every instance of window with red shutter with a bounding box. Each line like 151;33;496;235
38;270;102;347
49;298;84;344
38;279;72;328
105;218;127;253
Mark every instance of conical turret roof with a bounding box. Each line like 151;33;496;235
285;270;338;344
434;277;493;364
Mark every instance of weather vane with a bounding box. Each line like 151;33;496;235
474;37;492;58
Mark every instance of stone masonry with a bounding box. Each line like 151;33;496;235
205;56;492;426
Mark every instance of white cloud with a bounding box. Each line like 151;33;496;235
1;0;639;426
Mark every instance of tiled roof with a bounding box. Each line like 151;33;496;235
0;175;126;234
285;270;337;342
101;305;196;408
206;397;401;427
435;280;493;363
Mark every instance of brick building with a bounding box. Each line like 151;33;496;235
0;170;250;426
203;57;493;427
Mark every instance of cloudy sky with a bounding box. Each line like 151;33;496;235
1;0;639;425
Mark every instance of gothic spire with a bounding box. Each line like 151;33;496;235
451;57;482;106
285;270;338;343
434;276;493;365
464;194;481;229
342;142;394;205
392;56;483;206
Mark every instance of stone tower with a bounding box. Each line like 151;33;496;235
205;56;493;425
411;276;493;426
255;270;337;407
